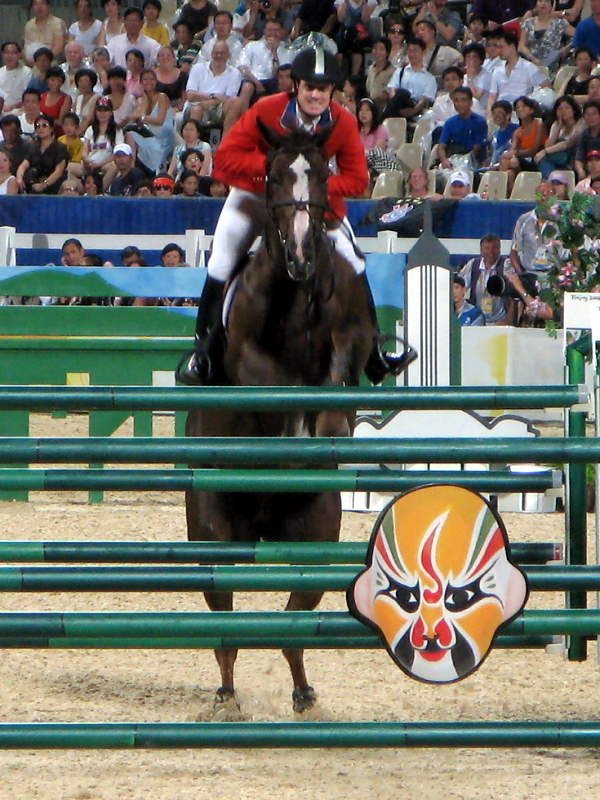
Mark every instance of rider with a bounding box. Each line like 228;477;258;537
178;47;415;386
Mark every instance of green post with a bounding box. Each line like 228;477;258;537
565;334;591;661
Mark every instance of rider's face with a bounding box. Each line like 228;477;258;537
296;80;334;120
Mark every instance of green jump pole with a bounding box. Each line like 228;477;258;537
0;634;555;650
0;721;599;749
0;468;559;493
0;609;594;639
0;564;588;593
0;385;586;412
0;436;596;465
0;540;561;565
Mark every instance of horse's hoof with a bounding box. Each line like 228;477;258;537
215;686;237;706
292;686;317;714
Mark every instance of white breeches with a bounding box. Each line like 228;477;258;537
207;186;365;281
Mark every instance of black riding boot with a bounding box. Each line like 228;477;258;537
176;276;226;386
361;272;417;385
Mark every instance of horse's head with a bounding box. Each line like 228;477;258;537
260;121;333;282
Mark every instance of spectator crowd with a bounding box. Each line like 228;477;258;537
0;0;597;323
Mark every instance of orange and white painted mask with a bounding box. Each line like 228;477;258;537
348;485;528;684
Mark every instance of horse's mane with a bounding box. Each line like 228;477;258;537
264;124;333;172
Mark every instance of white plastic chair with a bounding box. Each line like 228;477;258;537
477;170;508;200
382;117;407;151
371;170;404;199
509;171;543;201
395;143;423;173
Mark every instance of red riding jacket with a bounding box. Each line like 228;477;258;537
213;92;369;220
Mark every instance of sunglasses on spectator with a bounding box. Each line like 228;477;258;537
154;185;173;191
35;122;51;128
390;28;404;33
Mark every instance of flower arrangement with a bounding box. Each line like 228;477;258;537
536;191;600;312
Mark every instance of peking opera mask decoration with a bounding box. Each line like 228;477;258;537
348;485;528;684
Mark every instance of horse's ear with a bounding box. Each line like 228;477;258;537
257;118;285;148
313;120;337;151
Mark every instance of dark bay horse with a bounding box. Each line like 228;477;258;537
186;123;374;713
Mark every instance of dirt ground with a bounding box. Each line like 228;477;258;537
0;414;598;800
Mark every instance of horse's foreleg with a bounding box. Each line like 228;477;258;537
204;590;238;706
282;589;324;713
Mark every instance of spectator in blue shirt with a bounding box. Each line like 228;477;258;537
489;99;518;167
438;86;488;169
572;0;600;59
453;274;485;326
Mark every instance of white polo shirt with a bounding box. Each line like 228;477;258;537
0;65;33;108
185;62;242;107
489;57;546;104
387;63;437;103
107;32;160;69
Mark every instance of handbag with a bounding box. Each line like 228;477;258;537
123;123;154;138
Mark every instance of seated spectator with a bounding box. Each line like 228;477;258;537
105;66;137;127
135;179;154;196
237;20;289;109
124;68;175;175
405;165;443;199
0;43;33;114
385;19;408;68
80;96;123;186
98;0;124;47
107;6;161;70
510;182;555;276
459;233;515;325
82;169;103;195
590;174;600;194
430;66;465;143
534;96;584;178
24;0;67;66
91;46;111;93
447;170;480;199
68;0;102;55
59;111;84;174
482;29;503;74
27;47;53;94
179;148;205;176
575;149;600;193
574;101;600;181
334;0;376;76
548;169;570;200
168;118;212;179
115;253;157;306
0;150;19;195
61;41;87;98
276;63;293;93
414;20;462;87
454;274;485;326
17;88;41;139
73;69;99;134
366;37;396;113
290;0;337;40
244;0;295;41
160;243;187;267
176;0;218;40
462;42;491;112
519;0;574;69
437;86;488;169
470;0;534;27
486;31;551;117
107;142;146;195
40;66;72;136
155;47;188;111
15;113;68;194
461;13;487;48
152;171;175;196
498;96;547;193
173;21;196;64
357;98;388;150
414;0;465;50
571;0;600;60
125;48;146;99
58;176;84;194
141;0;171;46
177;168;201;196
0;115;32;175
200;11;243;66
336;74;366;116
487;100;518;168
383;37;437;120
185;42;243;135
121;245;143;265
557;48;595;104
197;175;228;197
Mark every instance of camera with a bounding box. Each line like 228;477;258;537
487;272;538;300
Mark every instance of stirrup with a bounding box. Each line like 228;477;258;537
365;337;418;385
175;350;203;386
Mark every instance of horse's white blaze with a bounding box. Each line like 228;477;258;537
290;154;311;260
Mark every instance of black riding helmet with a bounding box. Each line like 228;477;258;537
290;47;342;87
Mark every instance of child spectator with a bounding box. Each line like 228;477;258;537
177;168;201;197
488;100;518;168
461;13;487;48
153;172;175;196
82;170;103;195
135;179;154;196
454;275;485;326
168;119;212;180
59;112;84;176
141;0;171;46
